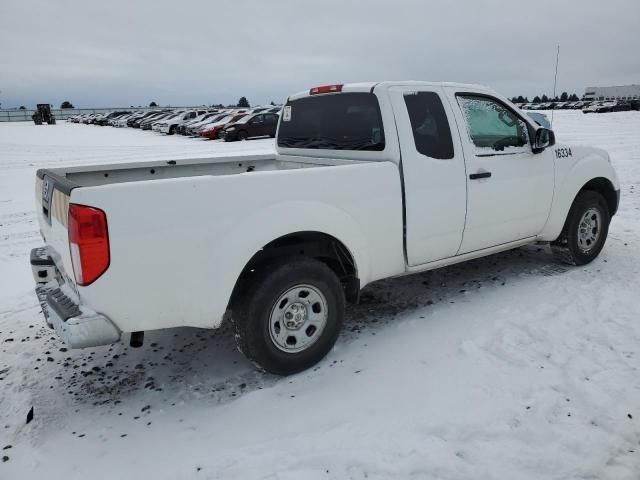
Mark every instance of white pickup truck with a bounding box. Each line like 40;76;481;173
31;81;620;375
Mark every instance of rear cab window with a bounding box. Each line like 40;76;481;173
404;92;454;159
278;92;385;151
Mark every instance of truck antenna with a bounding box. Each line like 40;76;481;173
551;45;560;128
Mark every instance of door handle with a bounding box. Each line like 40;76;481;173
469;171;492;180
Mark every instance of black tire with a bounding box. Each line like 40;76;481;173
551;190;610;265
237;130;248;141
232;257;345;375
168;125;175;135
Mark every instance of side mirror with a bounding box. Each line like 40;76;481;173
533;128;555;152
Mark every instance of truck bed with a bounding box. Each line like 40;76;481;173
35;155;405;334
36;154;360;193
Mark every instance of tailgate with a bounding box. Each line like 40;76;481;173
35;173;76;287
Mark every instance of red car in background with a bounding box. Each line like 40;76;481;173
200;113;247;139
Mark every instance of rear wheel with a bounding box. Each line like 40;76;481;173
551;190;610;265
232;257;345;375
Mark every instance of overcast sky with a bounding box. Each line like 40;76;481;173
1;0;639;108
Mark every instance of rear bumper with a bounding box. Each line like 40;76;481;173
31;247;120;349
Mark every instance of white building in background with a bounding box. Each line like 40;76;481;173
583;84;640;101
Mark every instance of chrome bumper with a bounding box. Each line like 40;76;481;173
31;247;120;349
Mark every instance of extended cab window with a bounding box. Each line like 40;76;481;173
457;95;529;154
404;92;454;159
278;92;385;151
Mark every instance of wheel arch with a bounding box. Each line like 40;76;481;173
579;177;618;217
228;231;360;311
541;153;619;241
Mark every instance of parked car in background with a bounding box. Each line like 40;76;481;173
200;113;246;139
125;111;155;127
176;111;217;135
626;100;640;111
151;111;185;132
184;112;227;136
99;111;131;126
80;113;100;124
582;103;601;114
221;112;279;141
114;113;138;127
141;111;175;130
583;102;619;114
156;110;208;134
611;101;633;112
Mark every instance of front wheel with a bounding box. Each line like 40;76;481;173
551;190;610;265
232;257;345;375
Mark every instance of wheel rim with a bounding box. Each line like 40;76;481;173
577;207;602;253
268;284;328;353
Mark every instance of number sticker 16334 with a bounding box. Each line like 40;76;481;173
555;147;572;158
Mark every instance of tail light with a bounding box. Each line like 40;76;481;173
68;203;110;286
309;84;343;95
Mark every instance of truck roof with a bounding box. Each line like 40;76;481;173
288;81;491;101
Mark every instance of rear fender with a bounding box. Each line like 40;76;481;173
213;201;369;326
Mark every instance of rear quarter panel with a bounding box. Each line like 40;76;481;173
70;162;405;332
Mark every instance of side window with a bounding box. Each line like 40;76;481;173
457;95;529;154
253;114;264;124
404;92;454;159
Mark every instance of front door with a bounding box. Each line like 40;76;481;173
447;90;555;253
389;86;468;266
250;114;266;137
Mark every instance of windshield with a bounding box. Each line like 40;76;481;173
213;115;232;124
235;115;253;124
277;92;385;151
208;114;227;123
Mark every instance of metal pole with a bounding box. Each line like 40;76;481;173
552;45;560;127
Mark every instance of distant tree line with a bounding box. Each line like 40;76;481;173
510;92;581;104
54;97;256;110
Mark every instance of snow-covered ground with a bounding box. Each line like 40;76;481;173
1;113;639;479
